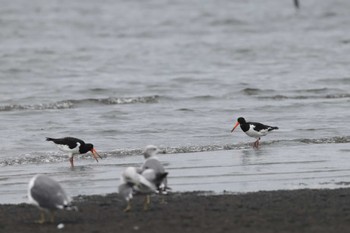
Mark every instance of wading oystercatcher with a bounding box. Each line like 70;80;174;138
28;174;77;223
231;117;278;148
46;137;102;167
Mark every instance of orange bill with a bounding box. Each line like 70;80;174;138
91;148;102;162
231;121;240;133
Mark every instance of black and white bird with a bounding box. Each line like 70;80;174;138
46;137;102;167
231;117;278;148
28;174;77;223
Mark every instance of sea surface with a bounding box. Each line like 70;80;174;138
1;0;350;203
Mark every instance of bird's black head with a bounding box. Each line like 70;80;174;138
231;117;246;133
83;143;102;162
80;143;94;153
237;117;246;124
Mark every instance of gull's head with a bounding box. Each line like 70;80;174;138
142;145;158;159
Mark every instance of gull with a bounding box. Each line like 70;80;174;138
28;174;77;224
118;166;168;212
141;145;169;193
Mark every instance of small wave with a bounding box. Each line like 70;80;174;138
325;94;350;99
260;94;350;100
191;95;217;100
320;77;350;84
242;88;262;96
0;95;159;112
0;152;68;166
2;136;349;166
82;96;159;105
209;18;245;26
241;88;274;96
298;136;350;144
0;101;75;111
241;87;350;100
177;108;195;112
294;88;332;94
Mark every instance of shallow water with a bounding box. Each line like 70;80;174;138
2;141;350;204
1;0;350;203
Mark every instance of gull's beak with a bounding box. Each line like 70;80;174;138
231;121;240;133
91;148;102;162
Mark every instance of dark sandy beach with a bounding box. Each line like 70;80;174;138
2;188;350;233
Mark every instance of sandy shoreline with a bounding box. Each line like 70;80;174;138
1;188;350;233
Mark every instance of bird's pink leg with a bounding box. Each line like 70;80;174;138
253;138;260;148
69;156;74;168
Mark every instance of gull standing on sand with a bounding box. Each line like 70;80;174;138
118;145;168;212
46;137;102;167
141;145;169;193
118;167;165;212
231;117;279;148
28;174;77;223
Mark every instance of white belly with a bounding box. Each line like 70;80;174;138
56;143;80;155
245;125;268;138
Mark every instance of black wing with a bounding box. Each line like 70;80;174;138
46;137;85;149
249;122;278;132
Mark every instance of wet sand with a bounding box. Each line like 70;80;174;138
1;188;350;233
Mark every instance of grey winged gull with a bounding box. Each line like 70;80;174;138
118;146;168;212
141;145;169;193
28;174;77;223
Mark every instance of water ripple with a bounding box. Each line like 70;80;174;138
1;136;349;167
0;95;159;112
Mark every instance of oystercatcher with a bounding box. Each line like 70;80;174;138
231;117;278;148
46;137;102;167
28;174;77;223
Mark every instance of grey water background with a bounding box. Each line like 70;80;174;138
1;0;350;203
